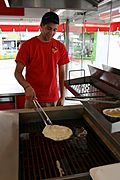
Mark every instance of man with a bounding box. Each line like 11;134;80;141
14;11;69;108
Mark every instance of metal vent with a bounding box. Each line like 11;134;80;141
8;0;103;10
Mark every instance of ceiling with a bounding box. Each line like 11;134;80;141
8;0;101;10
0;0;120;25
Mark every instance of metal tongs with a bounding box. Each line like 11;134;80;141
33;99;52;126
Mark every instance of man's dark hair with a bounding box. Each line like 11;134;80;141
41;11;59;25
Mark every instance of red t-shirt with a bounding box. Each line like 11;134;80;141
16;37;69;102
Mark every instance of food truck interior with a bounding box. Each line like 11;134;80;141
0;0;120;180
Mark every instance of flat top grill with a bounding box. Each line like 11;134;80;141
19;118;117;180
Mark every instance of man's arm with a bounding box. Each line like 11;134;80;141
57;64;65;106
14;61;36;100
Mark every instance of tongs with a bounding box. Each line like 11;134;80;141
33;99;52;126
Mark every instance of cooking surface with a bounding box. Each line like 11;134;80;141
19;118;117;180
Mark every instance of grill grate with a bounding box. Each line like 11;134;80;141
19;119;117;180
70;83;106;97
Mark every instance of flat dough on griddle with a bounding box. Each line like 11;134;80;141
42;125;73;141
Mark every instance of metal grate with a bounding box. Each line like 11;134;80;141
19;118;117;180
70;83;106;97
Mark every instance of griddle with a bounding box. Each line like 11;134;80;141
19;116;118;180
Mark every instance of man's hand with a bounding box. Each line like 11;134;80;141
57;97;64;106
25;86;36;100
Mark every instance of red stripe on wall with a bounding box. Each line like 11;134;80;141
0;22;120;32
0;24;63;32
0;7;24;16
0;25;39;32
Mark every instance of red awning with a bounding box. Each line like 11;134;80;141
0;25;39;32
0;24;64;32
0;22;120;32
84;22;120;32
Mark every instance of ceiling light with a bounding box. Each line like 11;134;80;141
74;24;83;27
98;0;112;7
4;0;10;7
55;9;66;15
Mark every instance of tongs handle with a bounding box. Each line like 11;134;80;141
33;99;52;125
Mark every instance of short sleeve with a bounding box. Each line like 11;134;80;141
15;41;30;65
58;43;70;65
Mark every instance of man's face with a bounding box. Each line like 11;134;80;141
41;23;58;41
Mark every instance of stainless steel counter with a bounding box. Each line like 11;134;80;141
0;111;19;180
